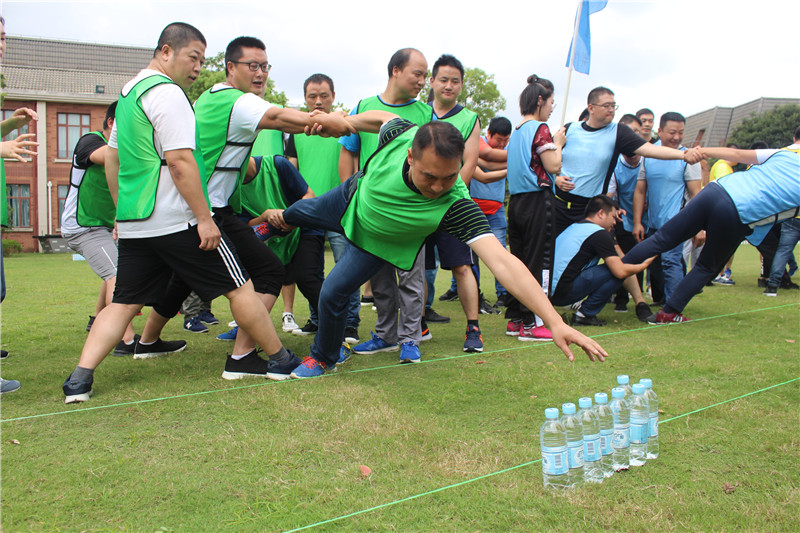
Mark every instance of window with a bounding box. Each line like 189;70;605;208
2;110;30;149
58;184;70;223
7;184;31;228
57;113;91;159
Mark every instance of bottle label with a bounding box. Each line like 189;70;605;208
613;424;630;449
541;445;568;475
630;421;648;444
584;434;601;462
649;414;659;437
600;429;613;455
567;441;584;469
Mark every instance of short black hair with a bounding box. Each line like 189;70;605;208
635;108;654;119
659;112;685;130
412;121;465;161
154;22;206;57
519;74;554;116
585;194;618;218
488;117;512;136
794;125;800;142
225;36;266;68
387;48;421;79
431;54;464;79
749;140;769;150
587;86;613;105
303;73;334;95
104;101;117;129
619;114;642;127
578;108;590;121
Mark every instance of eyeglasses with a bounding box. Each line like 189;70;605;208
231;61;272;73
591;102;619;110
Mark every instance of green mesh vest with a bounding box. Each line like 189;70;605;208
116;73;209;221
240;155;301;263
1;160;7;227
251;104;285;157
74;131;115;228
340;124;470;270
441;107;479;140
355;96;433;165
293;134;340;195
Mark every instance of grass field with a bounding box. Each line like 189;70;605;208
1;244;798;532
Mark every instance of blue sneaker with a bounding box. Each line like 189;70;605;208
399;341;421;364
1;378;21;395
63;374;93;403
184;316;209;333
216;326;238;341
197;310;220;325
463;325;484;353
353;332;398;354
337;343;352;365
266;351;302;381
290;356;331;379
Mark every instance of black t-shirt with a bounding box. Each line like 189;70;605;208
553;223;618;299
72;133;107;171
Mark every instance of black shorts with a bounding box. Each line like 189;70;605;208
113;225;248;305
424;230;474;270
213;206;284;296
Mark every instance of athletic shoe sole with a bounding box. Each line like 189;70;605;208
518;336;553;342
353;345;399;355
64;389;92;404
463;346;484;353
134;344;187;360
221;371;267;380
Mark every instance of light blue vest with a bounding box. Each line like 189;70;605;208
552;221;605;292
642;144;689;229
612;155;645;232
507;120;550;195
561;122;618;197
470;135;507;203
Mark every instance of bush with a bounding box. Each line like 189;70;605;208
2;238;22;256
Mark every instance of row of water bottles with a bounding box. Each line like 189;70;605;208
539;375;659;489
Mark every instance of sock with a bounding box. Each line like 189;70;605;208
231;350;254;361
467;319;479;329
576;310;586;318
71;366;94;382
267;346;292;364
535;315;545;328
138;339;156;346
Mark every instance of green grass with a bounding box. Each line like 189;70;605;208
1;244;798;531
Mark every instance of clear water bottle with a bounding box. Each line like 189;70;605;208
616;375;633;397
629;383;650;467
593;392;615;478
577;397;603;483
639;378;659;459
540;408;569;489
608;387;630;472
560;403;584;487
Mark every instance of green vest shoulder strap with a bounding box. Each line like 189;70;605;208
356;96;433;165
441;107;478;140
194;85;251;185
76;131;115;228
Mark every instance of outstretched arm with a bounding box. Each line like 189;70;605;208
469;236;608;363
699;147;760;166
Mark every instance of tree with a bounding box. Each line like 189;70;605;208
727;104;800;149
185;51;289;106
419;66;506;129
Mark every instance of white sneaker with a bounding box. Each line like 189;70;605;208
282;312;299;332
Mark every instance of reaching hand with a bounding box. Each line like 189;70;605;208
0;133;38;162
550;322;608;363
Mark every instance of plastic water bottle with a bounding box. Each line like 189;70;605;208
639;378;659;459
540;408;569;489
629;383;650;466
616;375;633;397
608;387;630;472
577;397;603;483
560;403;584;487
593;392;615;478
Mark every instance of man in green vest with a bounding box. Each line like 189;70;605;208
340;48;434;364
274;119;608;378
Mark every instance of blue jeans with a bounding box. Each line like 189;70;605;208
551;264;622;317
283;177;384;366
660;238;684;302
309;230;360;328
768;218;800;287
485;207;509;297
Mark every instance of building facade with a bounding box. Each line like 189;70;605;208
2;36;151;252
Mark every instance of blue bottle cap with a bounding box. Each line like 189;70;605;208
617;375;630;385
611;387;626;399
545;407;559;419
562;402;576;415
640;378;653;389
632;383;646;395
594;392;608;404
578;397;592;409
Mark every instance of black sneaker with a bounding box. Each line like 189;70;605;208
112;334;141;357
344;326;360;344
438;288;459;302
266;351;302;381
63;374;93;404
133;338;187;360
635;302;652;322
221;349;269;379
292;320;318;336
0;349;8;359
614;301;627;313
571;313;607;326
763;285;778;297
424;307;451;323
757;277;768;288
360;295;374;306
86;315;95;332
421;318;432;341
493;293;510;308
479;295;500;315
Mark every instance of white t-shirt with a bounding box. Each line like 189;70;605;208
203;83;273;208
110;69;204;238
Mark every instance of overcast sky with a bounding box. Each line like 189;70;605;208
3;0;797;131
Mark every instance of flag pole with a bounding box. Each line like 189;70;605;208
561;0;583;127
